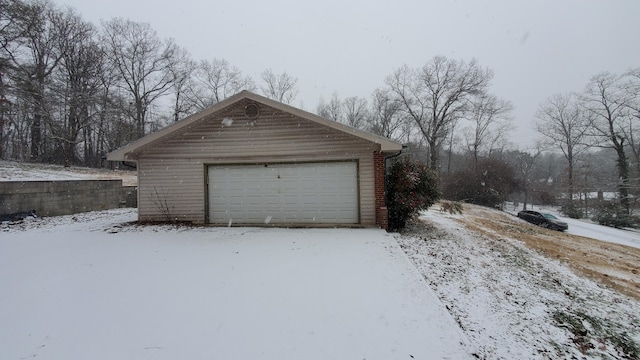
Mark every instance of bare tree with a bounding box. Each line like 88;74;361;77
536;93;589;209
259;68;297;104
582;72;635;214
1;3;259;167
0;0;33;83
621;68;640;197
6;0;65;161
51;7;104;165
0;0;23;48
342;96;368;130
0;0;31;77
0;0;28;158
443;118;461;176
627;68;640;118
368;88;406;141
386;56;493;170
316;92;370;131
463;94;513;167
508;148;542;210
187;58;254;110
101;18;178;139
316;91;342;122
536;94;588;207
167;47;194;122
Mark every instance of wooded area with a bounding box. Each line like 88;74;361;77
0;0;298;167
1;0;639;220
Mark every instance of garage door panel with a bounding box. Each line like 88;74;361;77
208;162;358;224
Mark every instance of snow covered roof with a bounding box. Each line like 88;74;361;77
107;91;403;161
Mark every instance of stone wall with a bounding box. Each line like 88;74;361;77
0;180;137;217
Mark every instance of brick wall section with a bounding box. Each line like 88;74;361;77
0;180;137;217
373;151;389;230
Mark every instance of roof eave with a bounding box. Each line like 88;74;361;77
106;90;403;160
106;150;136;162
238;92;403;152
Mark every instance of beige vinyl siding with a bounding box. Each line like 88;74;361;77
358;155;375;224
136;100;379;225
137;160;206;222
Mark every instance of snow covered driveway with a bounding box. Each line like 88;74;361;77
0;209;470;360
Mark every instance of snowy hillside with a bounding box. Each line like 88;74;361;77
399;207;640;359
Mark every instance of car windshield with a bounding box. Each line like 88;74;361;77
542;213;558;220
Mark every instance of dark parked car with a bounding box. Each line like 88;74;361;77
517;210;568;231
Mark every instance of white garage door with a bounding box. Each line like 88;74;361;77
208;162;358;224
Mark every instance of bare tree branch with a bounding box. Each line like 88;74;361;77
100;18;178;138
259;68;298;104
387;56;493;170
536;92;589;206
463;93;513;166
582;72;635;214
186;58;255;110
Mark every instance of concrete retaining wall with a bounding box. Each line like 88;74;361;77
0;180;137;217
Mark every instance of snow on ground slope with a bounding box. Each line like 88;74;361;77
0;209;470;360
0;160;137;186
397;209;640;359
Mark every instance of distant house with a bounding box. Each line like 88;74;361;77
108;91;402;229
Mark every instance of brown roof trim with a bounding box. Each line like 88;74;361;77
107;90;403;161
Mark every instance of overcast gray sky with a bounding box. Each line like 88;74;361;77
61;0;640;147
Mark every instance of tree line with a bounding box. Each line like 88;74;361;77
0;0;299;166
438;69;640;222
535;71;640;218
323;57;639;220
1;0;639;219
0;0;518;169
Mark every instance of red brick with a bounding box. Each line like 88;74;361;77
373;151;388;230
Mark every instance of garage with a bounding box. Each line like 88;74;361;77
107;91;402;228
208;162;358;225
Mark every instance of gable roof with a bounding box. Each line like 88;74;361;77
107;90;403;161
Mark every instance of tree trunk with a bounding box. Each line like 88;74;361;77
567;160;574;207
0;72;6;159
429;139;438;170
615;145;631;215
136;99;146;139
30;109;42;161
30;63;48;162
446;132;454;176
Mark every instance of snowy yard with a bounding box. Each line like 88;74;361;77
2;206;639;359
0;209;468;360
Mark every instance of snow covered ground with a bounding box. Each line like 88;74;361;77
3;163;637;358
0;160;137;186
0;209;470;360
399;209;640;359
2;207;639;359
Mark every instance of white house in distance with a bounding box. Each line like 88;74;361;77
108;91;402;229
